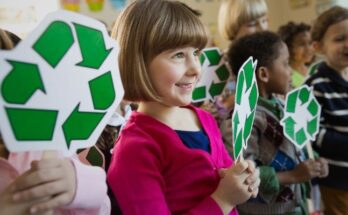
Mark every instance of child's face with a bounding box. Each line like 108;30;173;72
148;46;201;106
265;42;292;96
319;19;348;72
291;31;314;64
235;15;268;40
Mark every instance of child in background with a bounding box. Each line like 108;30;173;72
217;0;268;157
278;22;314;88
305;6;348;215
227;31;328;215
218;0;268;43
107;0;260;214
0;29;110;215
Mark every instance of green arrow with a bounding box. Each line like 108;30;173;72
307;99;319;116
199;53;206;65
232;113;239;141
89;71;116;110
249;83;258;110
235;71;245;105
299;87;310;104
286;90;298;113
204;50;221;66
192;86;206;100
209;82;226;97
1;61;45;104
74;23;112;69
243;58;254;89
33;21;74;68
5;108;58;141
62;104;105;149
243;111;255;143
86;146;104;167
295;128;307;146
216;64;229;81
307;118;318;137
233;130;243;160
283;116;296;140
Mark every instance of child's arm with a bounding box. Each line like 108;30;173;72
10;157;109;214
276;159;321;185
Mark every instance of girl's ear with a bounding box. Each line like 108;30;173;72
256;66;269;83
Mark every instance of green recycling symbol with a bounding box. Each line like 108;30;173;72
192;47;230;102
0;11;124;154
281;85;321;149
232;57;259;160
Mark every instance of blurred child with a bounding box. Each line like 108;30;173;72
305;6;348;215
227;31;328;215
217;0;268;157
218;0;268;43
278;22;314;88
0;29;110;215
107;1;260;214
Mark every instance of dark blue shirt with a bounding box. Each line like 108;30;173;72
175;130;211;153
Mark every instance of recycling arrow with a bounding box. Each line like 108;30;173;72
89;71;116;110
204;49;221;66
1;61;45;104
6;107;58;140
33;21;74;68
62;104;105;149
283;116;296;139
74;23;112;69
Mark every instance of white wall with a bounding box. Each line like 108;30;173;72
0;0;60;38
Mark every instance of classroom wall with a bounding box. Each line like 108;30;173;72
75;0;348;49
1;0;348;47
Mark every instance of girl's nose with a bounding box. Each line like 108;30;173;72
187;58;201;77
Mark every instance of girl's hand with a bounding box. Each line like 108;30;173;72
11;158;77;214
211;160;255;214
315;157;329;178
244;160;260;198
0;178;53;215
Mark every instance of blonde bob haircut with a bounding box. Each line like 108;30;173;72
218;0;268;41
112;0;207;102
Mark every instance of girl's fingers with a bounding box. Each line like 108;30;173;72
30;193;71;214
12;167;63;193
13;180;65;202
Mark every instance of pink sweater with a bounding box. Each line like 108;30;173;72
107;105;238;215
0;151;110;215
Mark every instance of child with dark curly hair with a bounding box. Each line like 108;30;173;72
278;22;314;88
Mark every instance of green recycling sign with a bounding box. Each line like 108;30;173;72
232;57;259;160
192;47;230;102
0;11;124;155
281;85;321;149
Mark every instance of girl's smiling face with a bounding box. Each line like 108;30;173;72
148;46;201;107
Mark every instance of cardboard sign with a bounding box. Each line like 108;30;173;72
0;10;124;155
232;57;258;160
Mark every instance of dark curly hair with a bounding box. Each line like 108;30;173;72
312;6;348;42
278;22;310;57
227;31;283;76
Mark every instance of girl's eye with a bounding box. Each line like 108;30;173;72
334;36;345;42
173;52;184;59
247;21;256;27
193;49;201;56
